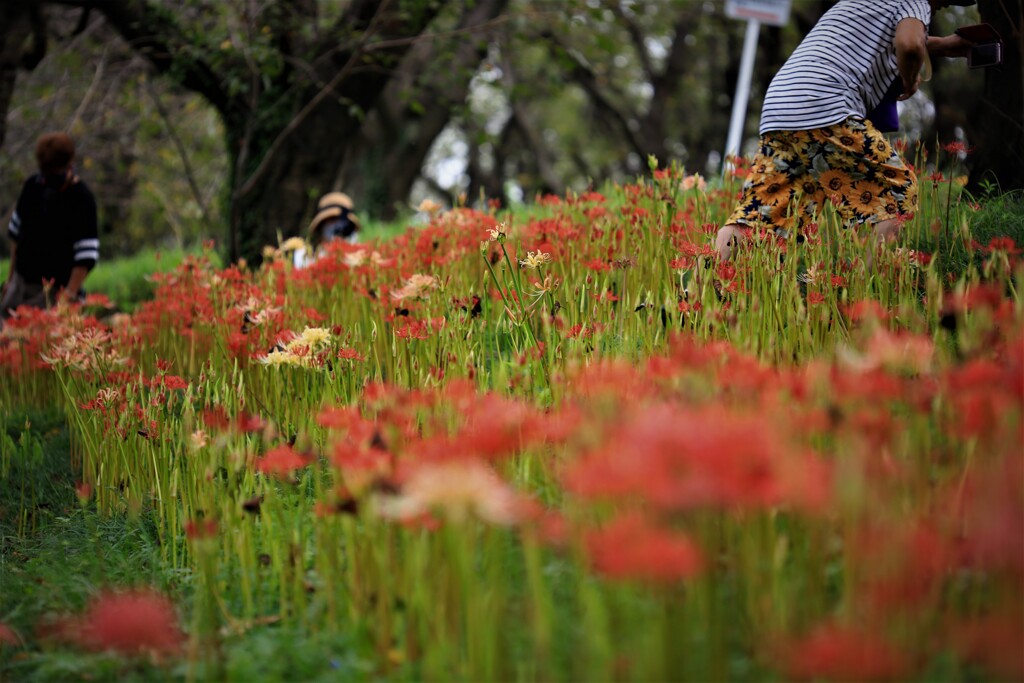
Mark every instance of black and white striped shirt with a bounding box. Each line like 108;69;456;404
760;0;931;135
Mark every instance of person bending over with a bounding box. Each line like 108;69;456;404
715;0;974;262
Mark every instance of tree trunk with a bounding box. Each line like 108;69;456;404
0;0;42;150
336;0;509;219
969;0;1024;192
230;105;356;263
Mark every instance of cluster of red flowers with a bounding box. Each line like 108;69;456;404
1;172;1020;679
38;589;184;659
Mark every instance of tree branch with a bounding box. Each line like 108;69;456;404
234;0;452;201
22;2;48;70
542;29;647;157
606;0;654;81
49;0;231;115
143;78;214;230
502;40;562;195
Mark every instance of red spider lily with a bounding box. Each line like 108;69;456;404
162;375;189;390
563;403;831;513
942;283;1006;315
184;518;218;541
584;513;703;583
405;393;551;463
942;141;974;156
337;346;365;361
68;590;184;657
316;405;365;430
256;444;312;480
201;406;231;431
807;292;826;306
825;365;910;405
669;256;693;270
677;300;703;314
779;623;909;682
236;412;267;433
985;236;1021;255
395;319;430;340
82;292;114;308
943;356;1023;441
331;442;393;493
716;262;737;281
851;521;952;612
949;614;1024;681
565;323;592;339
0;622;22;648
838;327;934;375
74;482;92;504
947;456;1024;576
303;307;327;323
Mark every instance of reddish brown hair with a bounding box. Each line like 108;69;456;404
35;132;76;174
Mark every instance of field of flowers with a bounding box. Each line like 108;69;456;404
1;155;1021;682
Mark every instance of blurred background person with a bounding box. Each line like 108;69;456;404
293;191;360;269
2;132;99;324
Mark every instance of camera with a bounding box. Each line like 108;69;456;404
968;42;1002;69
955;23;1004;70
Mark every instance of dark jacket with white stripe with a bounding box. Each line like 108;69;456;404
7;172;99;288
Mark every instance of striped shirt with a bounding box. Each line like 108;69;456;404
760;0;932;135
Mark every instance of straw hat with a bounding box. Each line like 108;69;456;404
309;192;359;236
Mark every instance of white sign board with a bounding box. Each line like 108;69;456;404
725;0;792;27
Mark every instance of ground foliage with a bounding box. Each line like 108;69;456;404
0;161;1022;682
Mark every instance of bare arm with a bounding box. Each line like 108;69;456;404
927;34;973;59
895;17;929;101
63;266;89;302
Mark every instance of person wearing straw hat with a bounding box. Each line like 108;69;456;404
293;191;361;268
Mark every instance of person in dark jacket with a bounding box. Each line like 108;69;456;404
1;132;99;323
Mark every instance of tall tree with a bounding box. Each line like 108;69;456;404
0;1;47;149
335;0;509;219
43;0;454;262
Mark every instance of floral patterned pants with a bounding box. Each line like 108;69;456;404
726;117;918;234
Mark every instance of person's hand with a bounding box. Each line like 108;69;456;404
60;288;80;305
898;72;922;101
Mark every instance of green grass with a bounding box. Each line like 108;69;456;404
0;409;164;679
87;247;224;311
907;188;1024;276
0;408;383;682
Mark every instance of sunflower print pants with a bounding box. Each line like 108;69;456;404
726;117;918;233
